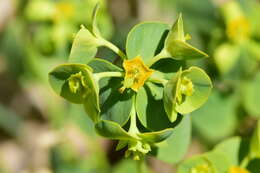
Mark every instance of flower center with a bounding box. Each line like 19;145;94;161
120;56;154;92
68;71;88;96
177;77;194;104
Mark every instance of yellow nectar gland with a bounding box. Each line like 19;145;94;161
228;166;250;173
227;17;250;41
120;56;154;92
177;76;194;104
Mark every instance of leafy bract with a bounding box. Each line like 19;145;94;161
69;26;100;64
126;22;170;63
99;78;133;126
163;67;212;122
49;63;100;122
136;86;173;131
164;14;208;60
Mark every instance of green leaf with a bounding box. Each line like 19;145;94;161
175;67;212;114
192;90;237;143
214;43;240;74
68;27;100;64
95;120;135;140
156;115;191;163
126;22;170;63
49;63;100;122
136;86;173;131
243;72;260;117
164;15;208;60
99;78;133;126
250;121;260;159
88;58;123;73
138;128;173;143
214;137;241;166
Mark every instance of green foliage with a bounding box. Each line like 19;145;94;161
48;6;212;163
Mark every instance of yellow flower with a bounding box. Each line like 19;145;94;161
55;2;74;20
228;166;250;173
120;56;154;92
227;17;250;41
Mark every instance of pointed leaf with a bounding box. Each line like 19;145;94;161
164;15;208;60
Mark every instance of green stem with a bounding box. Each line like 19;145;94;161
240;155;251;169
147;49;169;67
100;38;127;60
94;71;124;81
137;159;146;173
128;95;140;136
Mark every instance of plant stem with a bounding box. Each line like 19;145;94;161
100;38;127;60
128;95;139;135
137;159;146;173
94;71;124;81
147;49;169;67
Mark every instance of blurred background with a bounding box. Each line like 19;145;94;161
1;0;260;172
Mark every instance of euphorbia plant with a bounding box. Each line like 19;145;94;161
49;4;212;166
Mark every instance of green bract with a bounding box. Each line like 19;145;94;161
163;67;212;122
49;64;100;122
48;6;212;161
